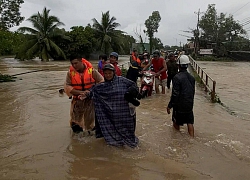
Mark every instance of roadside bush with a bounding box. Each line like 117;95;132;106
197;55;233;61
0;73;16;82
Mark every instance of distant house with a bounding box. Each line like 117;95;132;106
187;42;195;49
131;43;152;54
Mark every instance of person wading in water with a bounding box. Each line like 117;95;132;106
167;55;195;137
64;55;104;134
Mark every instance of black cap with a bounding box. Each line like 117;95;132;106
103;63;115;71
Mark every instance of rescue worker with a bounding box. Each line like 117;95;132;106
126;49;141;83
167;55;195;137
143;50;167;94
64;55;104;134
109;52;122;76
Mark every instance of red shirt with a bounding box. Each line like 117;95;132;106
152;57;167;80
112;62;122;76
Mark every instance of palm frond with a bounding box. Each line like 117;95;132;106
44;38;51;51
26;42;40;57
92;18;104;32
17;27;38;34
18;7;66;61
27;15;43;32
41;46;49;61
21;39;39;51
47;22;65;34
49;39;66;59
103;34;111;43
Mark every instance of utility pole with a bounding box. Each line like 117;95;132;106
173;38;177;46
194;9;201;56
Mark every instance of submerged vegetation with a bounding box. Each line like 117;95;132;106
0;73;16;82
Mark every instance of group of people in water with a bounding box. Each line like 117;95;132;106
63;49;195;148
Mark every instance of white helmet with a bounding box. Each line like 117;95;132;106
177;55;190;65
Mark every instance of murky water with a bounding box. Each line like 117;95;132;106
198;61;250;121
0;58;250;180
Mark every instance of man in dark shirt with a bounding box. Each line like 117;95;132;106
167;55;195;137
166;53;178;89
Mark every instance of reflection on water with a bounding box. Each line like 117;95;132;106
0;58;250;179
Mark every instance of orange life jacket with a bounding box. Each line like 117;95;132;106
131;55;141;65
69;58;95;91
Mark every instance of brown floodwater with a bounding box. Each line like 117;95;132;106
0;57;250;180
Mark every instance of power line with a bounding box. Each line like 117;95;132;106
239;17;250;24
241;20;250;26
232;1;250;15
239;16;250;23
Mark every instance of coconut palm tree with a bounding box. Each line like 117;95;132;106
17;7;66;61
92;11;121;54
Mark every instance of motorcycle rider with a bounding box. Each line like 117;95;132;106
143;49;150;59
140;53;149;68
167;55;195;137
143;50;167;94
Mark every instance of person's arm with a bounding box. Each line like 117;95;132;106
92;69;104;83
78;69;104;100
142;60;152;71
63;71;85;97
116;66;122;76
156;59;167;75
123;77;141;106
167;76;180;113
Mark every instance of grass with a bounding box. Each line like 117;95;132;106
0;73;16;83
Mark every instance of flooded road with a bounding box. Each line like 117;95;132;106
198;61;250;121
0;57;249;179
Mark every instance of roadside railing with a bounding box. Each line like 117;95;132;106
188;56;216;102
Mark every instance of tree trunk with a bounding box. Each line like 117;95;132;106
149;36;153;54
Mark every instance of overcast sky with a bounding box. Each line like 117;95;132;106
11;0;250;46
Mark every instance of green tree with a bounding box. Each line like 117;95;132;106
0;30;13;55
0;30;24;55
108;30;136;55
144;11;161;54
119;33;136;54
199;4;246;55
152;37;164;50
92;11;121;54
48;27;71;60
67;25;98;58
17;7;66;61
0;0;24;30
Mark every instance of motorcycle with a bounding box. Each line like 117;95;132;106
140;70;155;98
